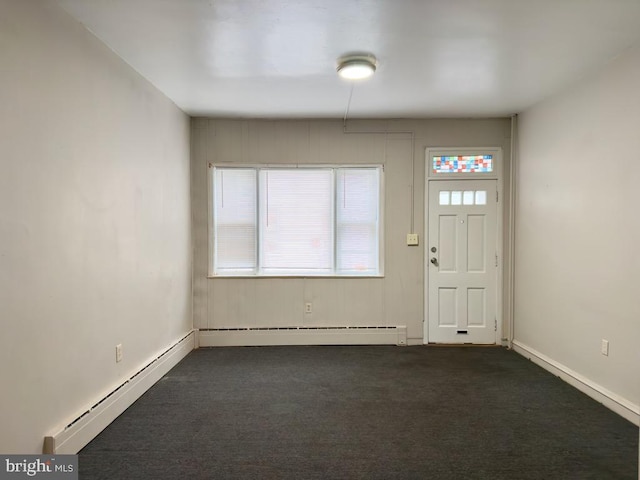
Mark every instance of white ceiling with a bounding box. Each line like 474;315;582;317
54;0;640;118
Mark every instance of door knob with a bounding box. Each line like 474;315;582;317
430;257;438;265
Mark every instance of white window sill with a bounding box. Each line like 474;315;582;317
207;275;385;279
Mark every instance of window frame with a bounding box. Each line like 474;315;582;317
208;164;385;278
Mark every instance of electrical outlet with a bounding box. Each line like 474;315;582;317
305;302;313;314
116;344;123;363
407;233;419;246
600;339;609;356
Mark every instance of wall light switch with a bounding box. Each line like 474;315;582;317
407;233;419;246
600;339;609;356
116;344;123;363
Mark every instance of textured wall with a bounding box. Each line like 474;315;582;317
516;44;640;410
0;1;192;453
191;118;512;343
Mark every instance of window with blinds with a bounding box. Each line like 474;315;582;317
211;166;383;276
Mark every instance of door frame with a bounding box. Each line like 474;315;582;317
424;147;504;345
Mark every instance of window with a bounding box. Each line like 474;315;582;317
432;155;493;174
210;166;383;276
438;190;488;206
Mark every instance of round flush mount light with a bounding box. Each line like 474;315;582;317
336;53;377;80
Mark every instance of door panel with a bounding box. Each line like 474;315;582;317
427;180;497;344
467;288;486;326
438;216;458;272
438;288;457;326
467;215;486;272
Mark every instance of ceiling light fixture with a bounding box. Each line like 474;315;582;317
336;54;377;80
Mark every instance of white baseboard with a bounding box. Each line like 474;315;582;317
512;340;639;426
44;330;196;454
198;326;407;347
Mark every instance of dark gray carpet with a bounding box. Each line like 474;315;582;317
79;346;638;479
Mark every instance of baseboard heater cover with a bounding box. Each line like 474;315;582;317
198;326;408;347
44;330;196;454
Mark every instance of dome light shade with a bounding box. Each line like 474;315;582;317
337;54;377;80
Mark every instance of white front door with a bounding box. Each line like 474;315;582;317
427;180;498;344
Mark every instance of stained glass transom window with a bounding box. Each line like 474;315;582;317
433;155;493;174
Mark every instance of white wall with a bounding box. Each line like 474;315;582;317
192;118;512;343
515;44;640;413
0;1;191;453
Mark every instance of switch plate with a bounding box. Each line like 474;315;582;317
407;233;419;246
116;344;123;363
601;339;609;356
305;303;312;314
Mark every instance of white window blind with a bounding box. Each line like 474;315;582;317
336;168;380;274
212;168;257;273
211;165;382;276
259;169;333;274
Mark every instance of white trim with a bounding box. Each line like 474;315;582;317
44;331;196;454
207;161;215;277
198;326;407;347
512;340;639;425
207;275;385;279
507;116;518;348
424;147;504;345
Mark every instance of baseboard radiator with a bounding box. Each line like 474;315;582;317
198;326;408;347
43;330;196;454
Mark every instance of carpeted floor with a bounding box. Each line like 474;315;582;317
79;346;638;479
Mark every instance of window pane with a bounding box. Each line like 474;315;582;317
439;191;450;205
451;191;462;205
463;191;474;205
259;169;333;273
433;155;493;174
336;168;379;274
213;168;257;272
475;191;487;205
